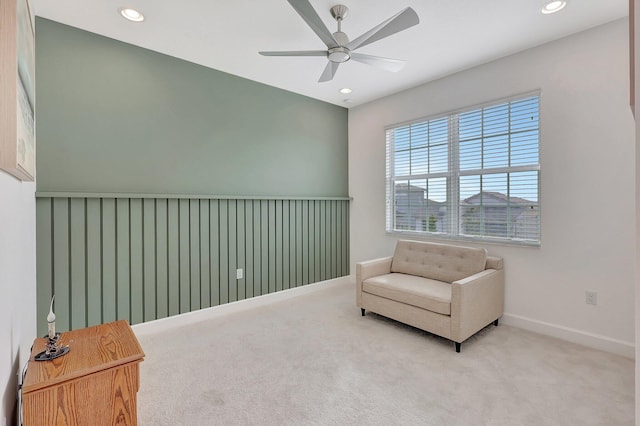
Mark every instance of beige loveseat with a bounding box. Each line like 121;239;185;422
356;240;504;352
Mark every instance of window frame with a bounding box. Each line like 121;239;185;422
385;91;541;247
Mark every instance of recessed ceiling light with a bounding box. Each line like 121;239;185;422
541;1;567;15
120;7;145;22
339;88;352;94
343;99;353;104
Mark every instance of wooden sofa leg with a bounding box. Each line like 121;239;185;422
360;308;365;316
455;342;461;353
494;318;499;326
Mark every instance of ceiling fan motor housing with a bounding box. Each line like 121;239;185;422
328;46;350;63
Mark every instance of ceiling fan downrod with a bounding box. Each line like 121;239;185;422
328;5;350;63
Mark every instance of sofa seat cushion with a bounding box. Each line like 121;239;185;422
362;273;451;315
391;240;487;283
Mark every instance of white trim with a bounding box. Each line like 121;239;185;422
36;192;352;201
132;276;351;338
502;312;635;359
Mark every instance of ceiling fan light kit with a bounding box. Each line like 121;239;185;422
259;0;419;82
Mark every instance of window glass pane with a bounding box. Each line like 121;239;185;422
429;143;448;173
394;179;425;231
410;147;428;175
483;103;509;137
394;126;410;151
460;175;481;236
483;135;509;169
393;180;410;230
511;97;539;132
510;171;538;203
459;110;482;141
511;130;539;166
429;118;449;145
426;178;447;232
460;138;481;171
394;149;410;176
411;122;428;149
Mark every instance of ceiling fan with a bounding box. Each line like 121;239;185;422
259;0;419;82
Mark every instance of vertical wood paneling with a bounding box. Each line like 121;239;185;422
338;201;343;276
116;199;131;324
209;200;220;306
101;199;117;323
319;200;326;282
199;201;210;309
36;198;53;336
219;200;229;303
189;199;201;310
129;199;143;325
301;200;309;286
260;201;269;294
308;201;315;285
69;198;86;330
37;195;350;333
228;200;237;302
244;201;254;298
289;200;298;288
332;200;338;279
143;199;156;321
282;201;290;290
155;199;168;318
275;201;283;293
253;200;262;297
236;201;246;301
178;199;191;312
86;199;102;327
52;198;70;332
167;199;180;316
314;201;321;283
268;200;276;293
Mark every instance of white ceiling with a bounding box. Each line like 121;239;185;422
34;0;628;108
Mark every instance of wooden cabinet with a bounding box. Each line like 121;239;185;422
22;320;145;426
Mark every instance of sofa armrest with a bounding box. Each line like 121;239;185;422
355;256;393;307
450;268;504;343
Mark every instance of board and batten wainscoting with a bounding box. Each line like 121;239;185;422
36;193;350;335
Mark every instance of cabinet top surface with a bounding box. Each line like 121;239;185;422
22;320;145;393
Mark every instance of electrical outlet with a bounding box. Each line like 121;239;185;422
585;290;597;306
236;268;243;280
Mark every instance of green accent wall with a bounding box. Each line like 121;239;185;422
34;18;350;333
35;18;348;196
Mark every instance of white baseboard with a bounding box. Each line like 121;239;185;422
502;313;635;359
132;276;352;338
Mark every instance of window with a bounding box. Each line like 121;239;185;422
385;93;540;244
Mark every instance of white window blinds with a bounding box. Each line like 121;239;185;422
386;93;540;244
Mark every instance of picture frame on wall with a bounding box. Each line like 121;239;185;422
0;0;35;181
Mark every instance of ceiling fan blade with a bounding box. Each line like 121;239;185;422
287;0;338;49
350;53;405;72
318;61;340;82
346;7;419;51
259;50;327;57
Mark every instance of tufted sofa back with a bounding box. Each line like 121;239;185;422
390;240;488;283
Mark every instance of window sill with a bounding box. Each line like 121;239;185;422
385;230;541;248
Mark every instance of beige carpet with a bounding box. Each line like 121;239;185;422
135;280;634;425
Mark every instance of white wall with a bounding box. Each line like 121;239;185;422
0;173;36;426
349;19;635;357
633;1;640;422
